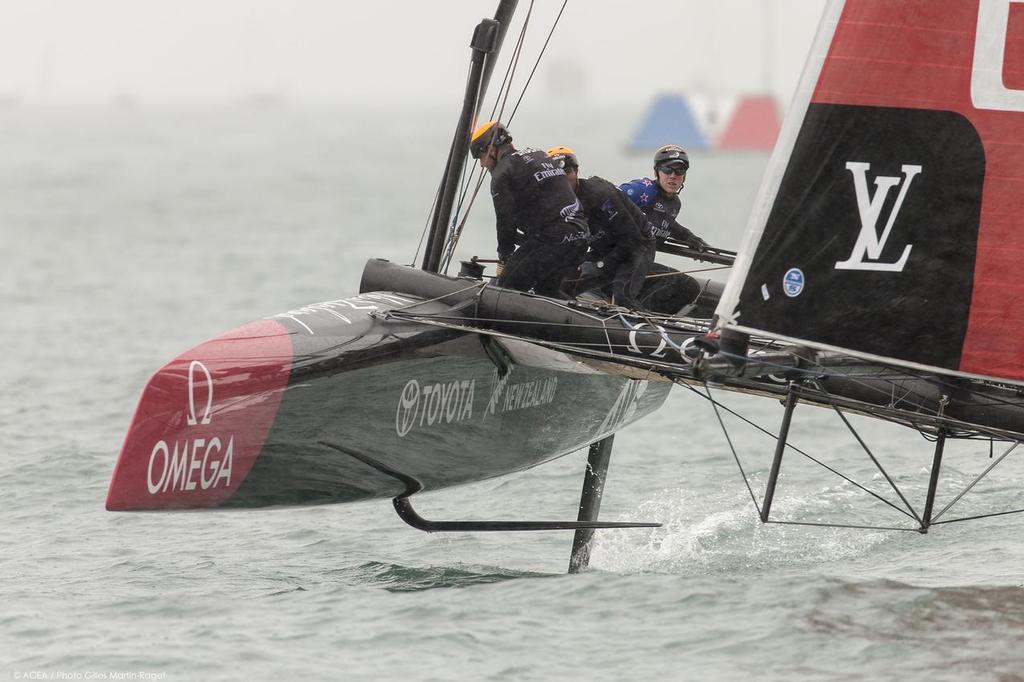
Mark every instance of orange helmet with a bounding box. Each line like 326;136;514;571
546;146;579;170
470;120;512;159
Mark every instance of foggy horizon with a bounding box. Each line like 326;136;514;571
0;1;827;109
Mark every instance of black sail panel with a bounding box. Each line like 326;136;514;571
735;104;984;370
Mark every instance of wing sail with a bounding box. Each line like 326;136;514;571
715;0;1024;384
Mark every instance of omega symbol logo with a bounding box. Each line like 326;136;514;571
187;360;214;426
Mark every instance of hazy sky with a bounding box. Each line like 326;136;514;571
0;0;827;107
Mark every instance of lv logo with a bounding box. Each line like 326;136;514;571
835;162;921;272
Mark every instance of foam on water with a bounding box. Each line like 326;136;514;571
591;483;897;575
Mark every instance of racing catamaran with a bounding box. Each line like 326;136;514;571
107;0;1024;569
106;1;718;563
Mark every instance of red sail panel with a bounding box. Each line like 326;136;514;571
728;0;1024;382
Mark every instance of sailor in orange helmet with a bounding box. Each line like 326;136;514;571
470;120;589;298
547;146;654;311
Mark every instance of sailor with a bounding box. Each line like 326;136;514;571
470;121;589;298
619;144;710;314
546;146;654;311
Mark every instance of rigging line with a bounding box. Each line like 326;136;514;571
714;345;951;413
488;0;533;122
765;520;917;533
380;308;704;374
907;376;1024;413
443;55;497;273
421;50;486;267
373;283;487;313
413;182;444;266
703;383;764;516
676;381;918;521
445;81;490;248
643;265;731;279
683;265;732;276
451;289;695;325
814;381;923;524
447;56;493;242
931;506;1024;526
451;150;483;220
493;0;533;125
386;310;705;338
832;349;1024;414
881;360;1024;406
713;348;950;419
508;0;568;123
929;441;1021;523
783;358;1024;442
383;313;694;374
718;350;939;410
385;319;686;356
441;172;489;273
442;2;536;273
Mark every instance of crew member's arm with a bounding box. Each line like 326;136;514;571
601;189;652;268
665;219;708;250
491;173;519;262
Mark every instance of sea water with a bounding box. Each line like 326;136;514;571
3;106;1024;681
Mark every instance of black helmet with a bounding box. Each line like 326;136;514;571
546;145;578;170
470;120;513;159
653;144;690;172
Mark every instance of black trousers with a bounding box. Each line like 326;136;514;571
500;224;589;297
638;262;702;314
575;239;656;302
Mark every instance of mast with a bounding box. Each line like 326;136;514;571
421;0;518;273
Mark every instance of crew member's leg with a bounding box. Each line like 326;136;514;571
534;239;588;298
499;239;545;292
502;224;588;297
638;262;702;315
610;239;656;309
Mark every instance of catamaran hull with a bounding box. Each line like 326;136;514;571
107;291;671;511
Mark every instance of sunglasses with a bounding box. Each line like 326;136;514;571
658;165;688;176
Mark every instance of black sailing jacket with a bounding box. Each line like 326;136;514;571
490;147;586;261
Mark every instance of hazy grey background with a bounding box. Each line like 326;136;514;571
1;0;827;108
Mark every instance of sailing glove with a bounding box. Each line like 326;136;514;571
687;236;709;251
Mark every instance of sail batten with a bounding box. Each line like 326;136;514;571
716;0;1024;385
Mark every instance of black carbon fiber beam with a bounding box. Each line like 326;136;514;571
568;436;615;574
322;440;659;533
761;385;799;522
920;429;948;533
393;494;656;533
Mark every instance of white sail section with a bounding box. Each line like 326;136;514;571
713;1;844;330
